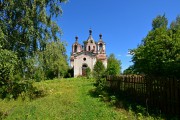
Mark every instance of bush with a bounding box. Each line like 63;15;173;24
0;49;44;99
0;49;17;99
86;67;91;79
33;68;45;82
93;60;105;85
0;49;18;83
64;67;74;78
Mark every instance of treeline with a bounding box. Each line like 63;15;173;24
0;0;68;99
124;15;180;78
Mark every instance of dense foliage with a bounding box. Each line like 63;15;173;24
0;0;68;99
0;49;17;98
93;60;105;79
43;42;68;79
131;15;180;77
85;67;91;79
106;53;121;75
123;65;137;75
93;60;106;87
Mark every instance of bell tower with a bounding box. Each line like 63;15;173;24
72;36;82;54
97;34;106;54
84;29;97;53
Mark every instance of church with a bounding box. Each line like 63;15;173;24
70;29;107;77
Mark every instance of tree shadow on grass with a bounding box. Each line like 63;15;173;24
88;87;179;120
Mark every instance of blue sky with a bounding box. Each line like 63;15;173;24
57;0;180;71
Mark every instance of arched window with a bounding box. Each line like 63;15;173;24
88;46;90;51
99;43;103;50
74;45;77;52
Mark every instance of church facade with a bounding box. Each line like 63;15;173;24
70;29;107;77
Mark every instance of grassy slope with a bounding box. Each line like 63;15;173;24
0;78;155;120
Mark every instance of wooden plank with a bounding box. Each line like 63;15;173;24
174;77;178;115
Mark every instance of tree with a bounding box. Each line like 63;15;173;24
123;65;137;75
93;60;107;92
43;41;68;79
86;67;91;79
152;14;168;30
93;60;105;77
131;15;180;77
93;60;105;86
170;15;180;30
0;0;68;98
0;49;18;85
0;0;67;78
106;53;121;75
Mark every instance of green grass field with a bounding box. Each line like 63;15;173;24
0;78;160;120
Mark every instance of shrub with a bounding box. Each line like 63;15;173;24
0;49;44;99
86;67;91;79
93;60;105;86
0;49;17;99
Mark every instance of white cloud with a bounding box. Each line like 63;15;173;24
126;54;132;57
117;54;121;57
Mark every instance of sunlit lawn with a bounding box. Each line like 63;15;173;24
0;78;160;120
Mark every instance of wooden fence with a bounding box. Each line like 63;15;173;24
106;75;180;116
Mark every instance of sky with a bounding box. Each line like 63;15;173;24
57;0;180;72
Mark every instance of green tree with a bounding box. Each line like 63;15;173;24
106;53;121;75
93;60;105;86
0;0;68;98
43;41;68;79
152;14;168;30
131;15;180;77
0;49;18;85
0;0;67;78
170;16;180;30
93;60;105;77
86;67;91;79
123;65;137;75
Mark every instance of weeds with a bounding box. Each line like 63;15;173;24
0;110;8;120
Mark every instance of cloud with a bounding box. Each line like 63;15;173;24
117;54;121;57
126;54;132;57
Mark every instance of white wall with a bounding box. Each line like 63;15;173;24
73;54;96;77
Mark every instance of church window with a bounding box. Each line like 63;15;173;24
88;46;90;51
93;46;95;50
74;45;77;52
83;58;86;61
99;43;103;50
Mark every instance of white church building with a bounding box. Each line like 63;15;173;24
70;29;107;77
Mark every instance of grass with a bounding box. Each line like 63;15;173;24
0;78;162;120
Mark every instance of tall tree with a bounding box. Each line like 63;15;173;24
106;53;121;75
93;60;106;87
170;15;180;31
0;0;67;76
123;65;137;75
152;14;168;30
43;41;68;79
0;0;68;98
131;15;180;77
93;60;105;77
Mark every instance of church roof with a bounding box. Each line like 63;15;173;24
73;36;81;46
87;29;95;43
73;51;97;57
98;34;104;43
